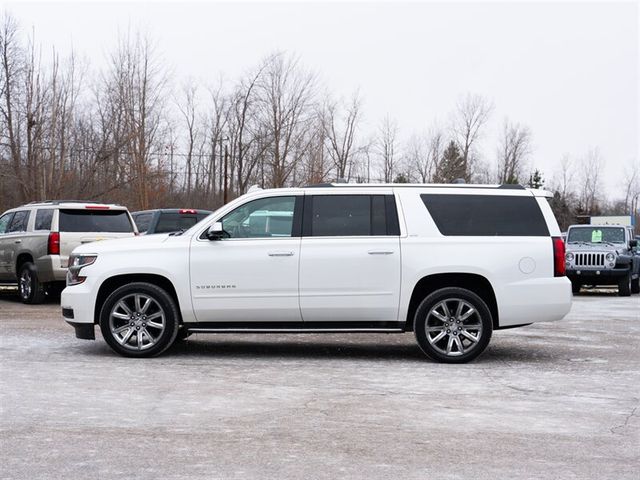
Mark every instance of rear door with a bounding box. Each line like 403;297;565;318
57;207;135;267
0;212;16;279
0;210;30;278
299;193;402;323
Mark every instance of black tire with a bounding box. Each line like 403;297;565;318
571;281;581;295
618;271;631;297
631;277;640;294
99;282;180;357
18;262;47;304
414;287;493;364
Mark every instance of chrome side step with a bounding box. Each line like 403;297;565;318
184;321;406;334
187;327;404;334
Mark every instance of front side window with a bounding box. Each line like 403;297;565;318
567;227;626;244
0;212;14;234
7;210;29;233
34;209;54;231
220;196;297;239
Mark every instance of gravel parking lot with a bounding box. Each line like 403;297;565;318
0;288;638;480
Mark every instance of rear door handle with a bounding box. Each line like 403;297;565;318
14;240;21;244
368;250;394;255
268;251;294;257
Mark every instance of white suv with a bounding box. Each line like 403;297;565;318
61;184;571;363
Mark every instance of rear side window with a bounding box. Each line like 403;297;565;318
59;209;133;233
421;194;549;236
155;213;200;234
306;195;399;237
34;209;54;231
133;213;154;233
7;210;29;233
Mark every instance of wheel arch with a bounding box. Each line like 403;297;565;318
405;273;499;331
94;274;182;324
16;252;34;274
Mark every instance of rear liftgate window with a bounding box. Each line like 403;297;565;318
59;210;133;233
421;194;549;236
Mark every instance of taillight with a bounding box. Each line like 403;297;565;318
48;232;60;255
552;236;565;277
179;209;197;214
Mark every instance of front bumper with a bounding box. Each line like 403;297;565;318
61;280;98;340
64;318;95;340
567;267;629;284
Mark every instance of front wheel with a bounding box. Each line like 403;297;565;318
99;282;180;357
618;272;631;297
414;287;493;363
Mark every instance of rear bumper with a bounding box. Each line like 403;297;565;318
35;255;67;283
498;277;572;327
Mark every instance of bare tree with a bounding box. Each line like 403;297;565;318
323;91;361;181
497;118;532;184
451;93;492;181
376;115;398;182
176;81;198;199
578;148;603;214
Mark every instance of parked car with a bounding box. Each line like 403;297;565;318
61;183;572;363
0;201;137;304
131;209;212;235
565;224;639;296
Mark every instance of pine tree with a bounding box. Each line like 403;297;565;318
433;141;466;183
527;169;544;189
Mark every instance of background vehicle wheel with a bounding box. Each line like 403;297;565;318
99;282;180;357
571;281;581;294
618;272;631;297
18;262;46;304
414;287;493;363
631;277;640;294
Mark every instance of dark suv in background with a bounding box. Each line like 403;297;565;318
132;209;212;235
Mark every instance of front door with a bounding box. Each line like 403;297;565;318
299;194;402;323
190;195;302;322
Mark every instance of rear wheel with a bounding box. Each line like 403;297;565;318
99;282;180;357
18;262;46;304
618;272;631;297
414;287;493;363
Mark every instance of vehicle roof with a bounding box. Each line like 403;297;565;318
568;224;629;228
132;208;213;215
6;200;127;210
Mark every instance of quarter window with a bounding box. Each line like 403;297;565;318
220;196;297;239
132;213;153;233
421;194;549;236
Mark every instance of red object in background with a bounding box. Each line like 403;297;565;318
48;232;60;255
552;237;565;277
179;209;197;214
85;205;110;210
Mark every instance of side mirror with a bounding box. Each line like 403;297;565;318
630;239;638;248
206;222;226;241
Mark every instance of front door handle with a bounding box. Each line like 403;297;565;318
268;251;294;257
14;240;21;244
368;250;394;255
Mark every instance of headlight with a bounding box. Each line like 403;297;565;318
565;252;574;262
67;254;97;286
605;253;615;262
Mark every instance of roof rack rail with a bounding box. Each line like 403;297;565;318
27;199;115;205
304;183;335;188
497;184;526;190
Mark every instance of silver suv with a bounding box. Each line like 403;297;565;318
0;201;137;304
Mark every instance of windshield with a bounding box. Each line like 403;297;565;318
567;227;625;244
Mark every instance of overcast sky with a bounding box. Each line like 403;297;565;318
3;1;639;196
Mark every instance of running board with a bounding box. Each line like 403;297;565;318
184;321;406;334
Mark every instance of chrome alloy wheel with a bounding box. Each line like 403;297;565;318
19;269;32;300
425;298;483;357
108;293;166;351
